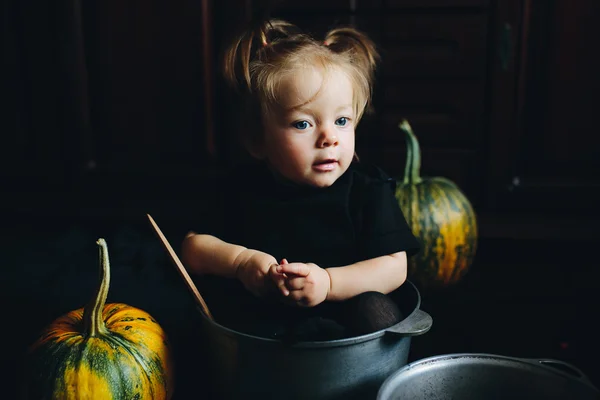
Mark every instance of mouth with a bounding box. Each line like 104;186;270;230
312;158;338;172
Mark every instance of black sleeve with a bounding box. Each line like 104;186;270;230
355;167;420;260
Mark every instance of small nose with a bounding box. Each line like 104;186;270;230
317;128;339;148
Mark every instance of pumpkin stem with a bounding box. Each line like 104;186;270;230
83;239;111;337
399;120;423;184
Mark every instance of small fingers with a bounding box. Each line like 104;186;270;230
285;276;306;291
269;264;289;296
276;262;311;277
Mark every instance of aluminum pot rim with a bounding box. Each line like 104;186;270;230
197;280;423;348
377;352;600;399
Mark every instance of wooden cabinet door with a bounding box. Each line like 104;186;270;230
376;8;491;206
83;0;215;180
2;1;92;190
4;0;218;220
3;0;216;194
487;0;600;214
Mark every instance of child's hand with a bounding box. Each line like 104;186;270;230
272;259;331;307
236;251;279;298
268;260;288;297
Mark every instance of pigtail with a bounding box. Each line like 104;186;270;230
223;19;302;92
324;27;380;83
324;27;380;118
222;26;260;91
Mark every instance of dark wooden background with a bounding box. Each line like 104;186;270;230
4;0;599;237
2;0;600;396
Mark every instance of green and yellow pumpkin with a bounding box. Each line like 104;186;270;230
23;239;174;400
395;120;478;289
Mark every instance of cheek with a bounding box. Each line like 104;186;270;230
346;131;355;145
263;129;289;154
342;131;356;149
281;142;310;165
265;136;306;165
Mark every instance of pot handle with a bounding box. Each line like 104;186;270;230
384;309;433;337
522;358;599;392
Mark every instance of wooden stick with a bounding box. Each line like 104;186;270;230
147;214;214;321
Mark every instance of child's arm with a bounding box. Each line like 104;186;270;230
326;251;407;301
181;232;280;297
274;252;407;306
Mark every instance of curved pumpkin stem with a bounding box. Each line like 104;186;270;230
399;120;423;185
83;239;111;337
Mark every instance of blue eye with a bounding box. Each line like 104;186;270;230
335;117;348;126
292;120;310;130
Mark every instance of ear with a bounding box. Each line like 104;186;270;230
248;148;266;160
245;138;266;160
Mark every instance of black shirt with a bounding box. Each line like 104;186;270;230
199;161;419;268
192;161;419;335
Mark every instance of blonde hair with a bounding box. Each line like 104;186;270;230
223;19;379;155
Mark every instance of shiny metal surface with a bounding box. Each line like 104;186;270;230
378;353;600;400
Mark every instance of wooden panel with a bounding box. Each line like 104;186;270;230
380;79;486;147
487;0;600;213
2;1;92;188
522;0;600;180
273;0;381;11
381;14;488;77
86;0;209;176
385;0;490;8
273;13;382;41
484;0;522;210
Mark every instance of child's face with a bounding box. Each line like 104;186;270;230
260;67;356;188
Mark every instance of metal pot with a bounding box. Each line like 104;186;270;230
197;280;432;400
377;353;600;400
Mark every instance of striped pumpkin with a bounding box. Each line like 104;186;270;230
23;239;174;400
395;120;478;288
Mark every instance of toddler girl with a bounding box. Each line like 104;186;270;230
181;19;419;341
